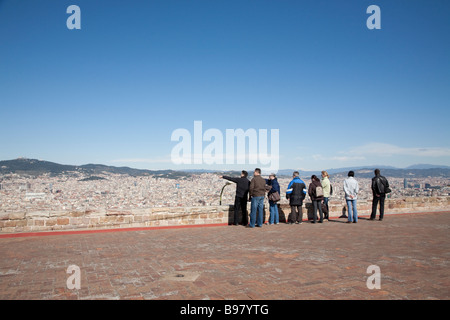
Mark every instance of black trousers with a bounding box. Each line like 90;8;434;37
289;205;303;223
371;194;386;220
234;196;248;225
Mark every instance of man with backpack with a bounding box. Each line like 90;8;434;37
370;169;390;221
308;175;324;223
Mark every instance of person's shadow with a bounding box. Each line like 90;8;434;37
329;206;349;223
278;205;287;223
339;206;348;218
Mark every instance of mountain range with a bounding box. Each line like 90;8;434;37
0;158;185;179
1;158;449;179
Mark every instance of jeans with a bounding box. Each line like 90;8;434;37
371;194;386;220
289;205;302;223
250;196;264;227
346;199;358;222
268;200;279;224
312;200;323;223
323;197;329;219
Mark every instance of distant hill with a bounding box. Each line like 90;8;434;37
333;168;450;179
0;158;76;176
271;165;450;178
1;158;449;179
0;158;191;179
405;164;450;170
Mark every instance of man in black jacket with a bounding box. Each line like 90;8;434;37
221;171;250;226
370;169;390;221
286;171;307;224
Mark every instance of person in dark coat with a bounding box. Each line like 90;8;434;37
266;173;281;225
221;171;250;225
286;171;307;224
370;169;390;221
308;175;324;223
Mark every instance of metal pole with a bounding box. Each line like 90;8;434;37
220;182;232;205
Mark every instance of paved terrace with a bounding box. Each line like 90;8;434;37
0;211;449;300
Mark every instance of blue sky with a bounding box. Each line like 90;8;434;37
1;0;449;172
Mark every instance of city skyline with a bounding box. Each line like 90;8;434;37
1;1;449;172
1;170;448;212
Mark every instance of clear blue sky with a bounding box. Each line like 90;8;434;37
1;0;449;171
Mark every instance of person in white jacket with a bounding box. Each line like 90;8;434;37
343;171;359;223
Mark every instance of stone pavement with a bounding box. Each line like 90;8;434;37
0;212;449;300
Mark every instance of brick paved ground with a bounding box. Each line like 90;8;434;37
0;212;449;300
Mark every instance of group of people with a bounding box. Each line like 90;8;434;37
221;168;390;228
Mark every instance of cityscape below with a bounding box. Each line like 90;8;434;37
1;158;449;214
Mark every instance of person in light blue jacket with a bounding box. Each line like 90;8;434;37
343;171;359;223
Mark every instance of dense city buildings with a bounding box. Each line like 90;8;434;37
1;172;449;214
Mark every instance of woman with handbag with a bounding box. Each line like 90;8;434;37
266;173;281;225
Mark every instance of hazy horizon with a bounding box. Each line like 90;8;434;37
1;157;449;174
